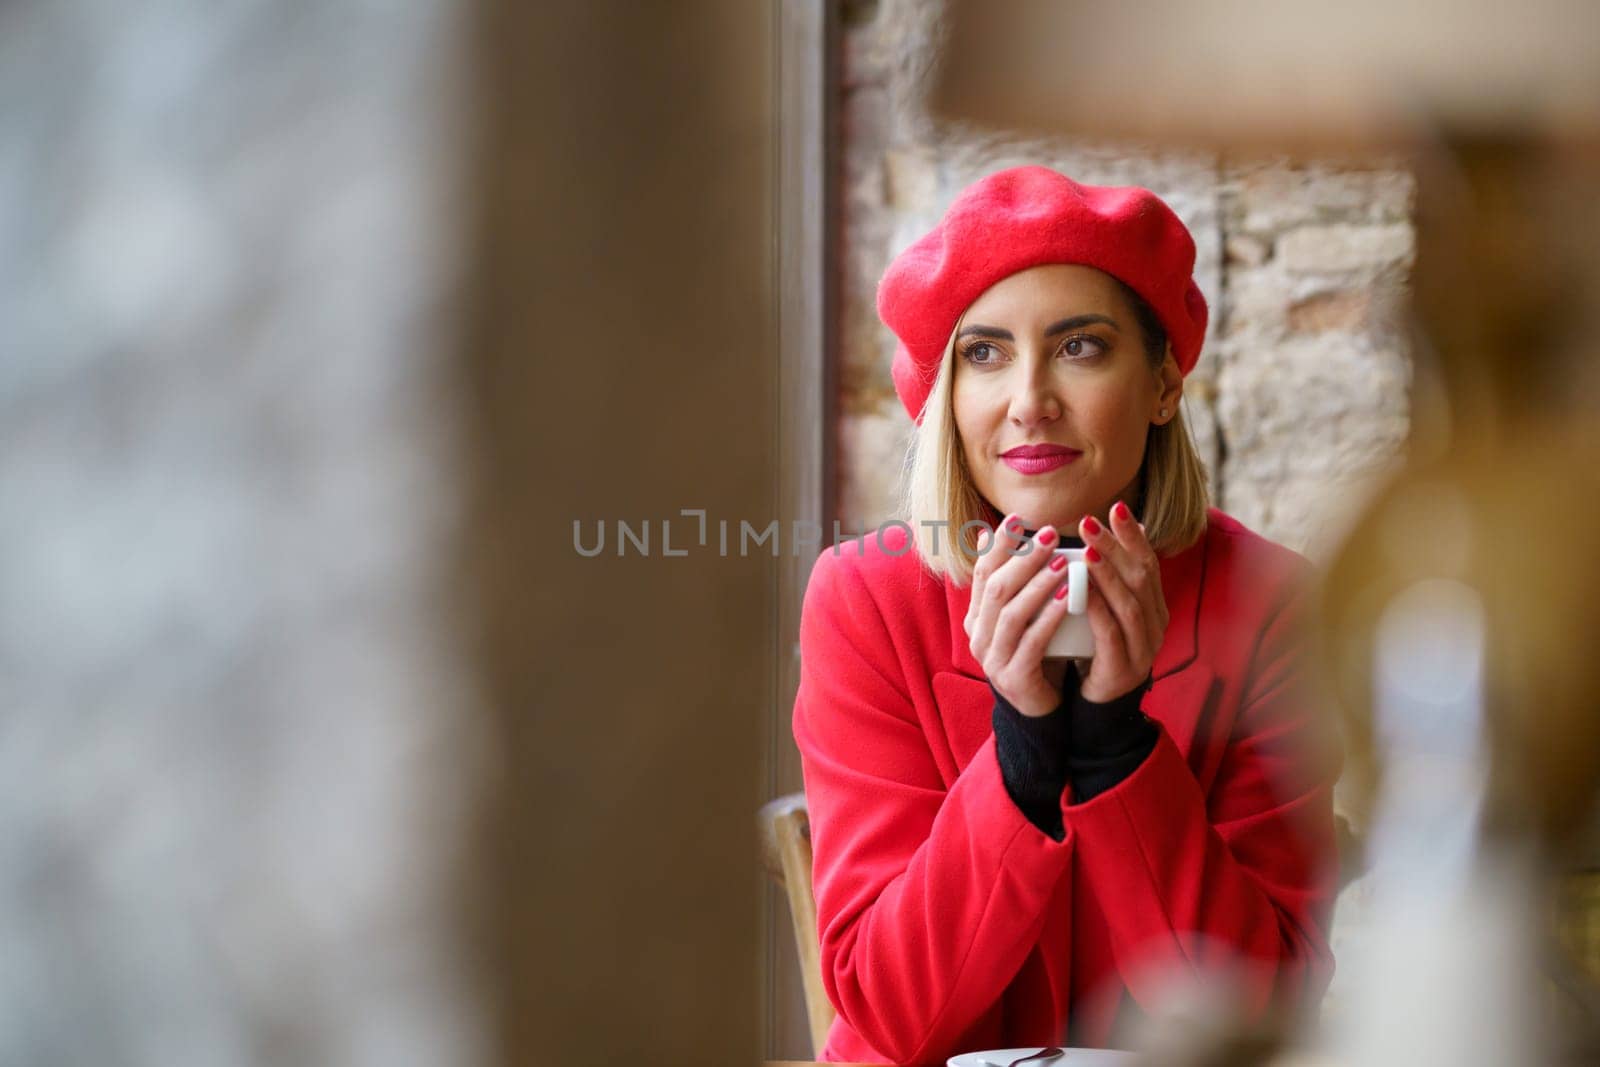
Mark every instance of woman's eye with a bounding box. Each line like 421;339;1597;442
966;342;998;364
1061;335;1107;359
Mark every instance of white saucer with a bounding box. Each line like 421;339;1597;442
948;1048;1135;1067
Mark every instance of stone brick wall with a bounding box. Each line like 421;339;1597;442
838;0;1414;563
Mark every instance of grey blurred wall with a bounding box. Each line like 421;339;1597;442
0;2;486;1064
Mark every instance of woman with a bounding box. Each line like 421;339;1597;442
793;167;1342;1065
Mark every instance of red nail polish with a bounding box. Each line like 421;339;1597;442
1086;545;1102;563
1037;528;1056;545
1054;581;1070;600
1114;501;1131;522
1006;516;1023;534
1049;554;1068;571
1082;516;1102;537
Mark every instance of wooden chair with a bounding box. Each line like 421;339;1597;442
760;792;835;1054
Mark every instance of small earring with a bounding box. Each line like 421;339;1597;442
1159;407;1169;418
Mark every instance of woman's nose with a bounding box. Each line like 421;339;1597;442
1007;365;1060;426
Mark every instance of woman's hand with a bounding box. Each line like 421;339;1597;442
1076;500;1170;703
963;514;1075;718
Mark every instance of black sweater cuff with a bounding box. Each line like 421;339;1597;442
1066;674;1158;804
992;671;1160;837
991;684;1073;841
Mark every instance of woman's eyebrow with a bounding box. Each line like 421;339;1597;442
955;314;1119;342
1044;314;1119;335
956;324;1012;341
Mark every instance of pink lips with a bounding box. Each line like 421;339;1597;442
1000;443;1081;475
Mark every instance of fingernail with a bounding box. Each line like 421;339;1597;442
1049;553;1068;571
1113;501;1131;522
1005;515;1023;535
1037;527;1056;545
1082;515;1102;537
1054;581;1070;600
1086;545;1102;564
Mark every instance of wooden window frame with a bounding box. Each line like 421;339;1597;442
765;0;838;1058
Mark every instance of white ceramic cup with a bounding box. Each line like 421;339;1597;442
1043;547;1094;659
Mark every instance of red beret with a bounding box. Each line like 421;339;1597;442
877;166;1208;424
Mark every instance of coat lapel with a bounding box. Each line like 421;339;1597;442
1145;660;1221;781
1151;529;1207;680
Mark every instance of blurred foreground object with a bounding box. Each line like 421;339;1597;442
1328;577;1548;1065
1313;138;1600;1063
932;0;1600;154
935;2;1600;1064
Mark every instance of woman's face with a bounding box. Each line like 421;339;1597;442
951;263;1181;533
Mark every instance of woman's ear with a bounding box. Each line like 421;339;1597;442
1153;344;1183;424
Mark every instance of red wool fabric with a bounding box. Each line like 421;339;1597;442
792;511;1341;1065
877;166;1209;424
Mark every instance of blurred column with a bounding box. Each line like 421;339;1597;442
461;2;775;1065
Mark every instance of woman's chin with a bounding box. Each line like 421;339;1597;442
995;499;1087;533
982;477;1111;531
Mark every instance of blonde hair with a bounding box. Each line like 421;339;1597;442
899;304;1210;585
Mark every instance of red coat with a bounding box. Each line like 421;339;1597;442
793;508;1341;1065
